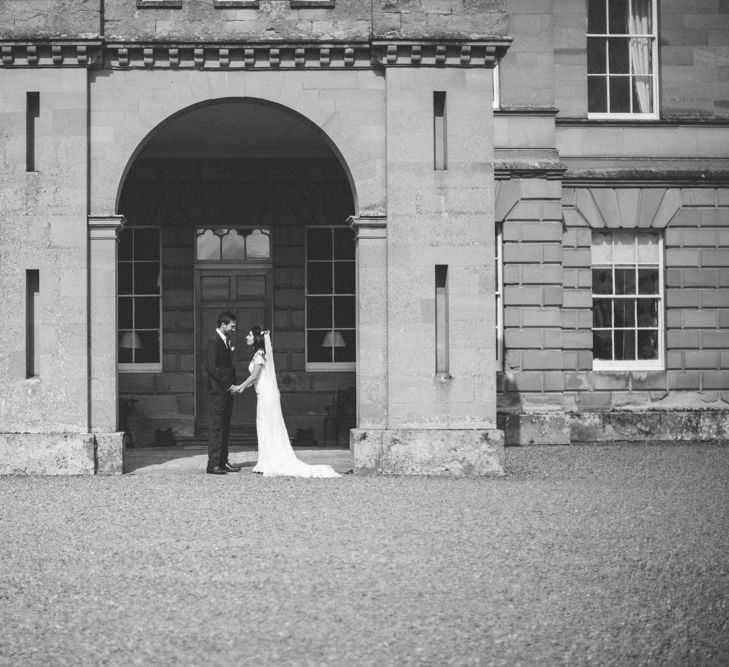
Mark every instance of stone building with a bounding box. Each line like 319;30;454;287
0;0;727;475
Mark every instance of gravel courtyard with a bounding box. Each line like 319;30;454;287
1;444;727;666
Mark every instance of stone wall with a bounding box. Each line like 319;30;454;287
0;0;101;39
0;68;90;435
661;0;729;118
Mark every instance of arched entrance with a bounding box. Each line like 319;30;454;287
117;99;356;448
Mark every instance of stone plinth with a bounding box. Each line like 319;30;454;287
351;429;504;476
0;433;95;475
95;432;126;474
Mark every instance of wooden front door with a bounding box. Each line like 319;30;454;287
195;267;272;428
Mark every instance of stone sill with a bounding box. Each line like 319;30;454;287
214;0;259;7
137;0;182;8
290;0;335;7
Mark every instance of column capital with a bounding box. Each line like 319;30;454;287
88;215;126;241
348;215;387;241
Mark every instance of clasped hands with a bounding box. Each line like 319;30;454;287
229;384;247;394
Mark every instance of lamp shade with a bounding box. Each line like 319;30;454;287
321;331;346;348
119;332;142;349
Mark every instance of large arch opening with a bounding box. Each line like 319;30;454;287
117;99;356;450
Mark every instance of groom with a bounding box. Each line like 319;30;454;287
205;311;242;475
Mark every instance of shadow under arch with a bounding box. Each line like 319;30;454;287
114;96;358;216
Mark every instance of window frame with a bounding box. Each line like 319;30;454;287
591;231;664;372
194;226;272;264
586;0;660;120
118;225;163;374
495;223;503;368
305;225;356;373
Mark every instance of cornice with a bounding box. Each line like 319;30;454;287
0;38;509;70
0;40;103;67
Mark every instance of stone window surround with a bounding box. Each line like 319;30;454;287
586;0;659;120
591;231;664;372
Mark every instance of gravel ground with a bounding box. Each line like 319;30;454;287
1;444;727;666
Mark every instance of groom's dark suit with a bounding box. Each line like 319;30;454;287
205;332;237;472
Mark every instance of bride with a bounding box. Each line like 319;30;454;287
230;326;340;478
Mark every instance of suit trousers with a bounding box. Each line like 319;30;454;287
208;393;233;469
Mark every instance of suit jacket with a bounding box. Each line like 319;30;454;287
205;335;237;396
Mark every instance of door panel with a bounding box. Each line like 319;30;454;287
196;268;271;428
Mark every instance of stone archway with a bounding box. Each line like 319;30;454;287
89;69;385;220
111;97;359;448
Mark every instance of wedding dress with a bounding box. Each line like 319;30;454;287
250;333;340;478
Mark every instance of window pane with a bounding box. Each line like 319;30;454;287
614;298;635;327
246;229;270;259
615;268;636;295
221;229;246;260
307;263;332;295
638;269;658;295
608;38;629;74
197;229;219;260
593;268;613;294
608;0;629;34
587;38;607;74
637;233;659;262
614;329;635;360
333;228;355;260
119;263;133;295
134;228;159;261
638;329;658;360
118;332;134;364
119;232;133;261
135;297;160;329
307;228;332;260
119;297;133;329
334;329;356;362
136;330;160;364
593;330;612;360
613;232;637;263
587;0;606;34
588;76;607;113
307;297;332;328
637;298;658;326
632;0;652;33
334;296;356;328
609;76;630;113
135;262;160;295
592;232;612;263
334;262;355;294
593;298;612;327
632;74;653;114
307;329;331;363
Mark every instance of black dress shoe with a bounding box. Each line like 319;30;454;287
206;466;227;475
224;463;241;472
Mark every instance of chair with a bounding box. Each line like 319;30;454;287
322;387;356;447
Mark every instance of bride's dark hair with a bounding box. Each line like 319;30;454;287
250;325;268;356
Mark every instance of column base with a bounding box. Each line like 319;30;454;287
0;432;126;475
95;432;126;474
351;428;505;476
0;433;95;475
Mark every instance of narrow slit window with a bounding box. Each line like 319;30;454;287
433;91;447;171
26;92;39;172
26;270;39;378
435;265;449;374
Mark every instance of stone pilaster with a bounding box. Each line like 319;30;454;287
88;215;126;472
349;214;388;430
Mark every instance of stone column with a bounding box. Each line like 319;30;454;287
88;215;126;474
349;215;388;431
